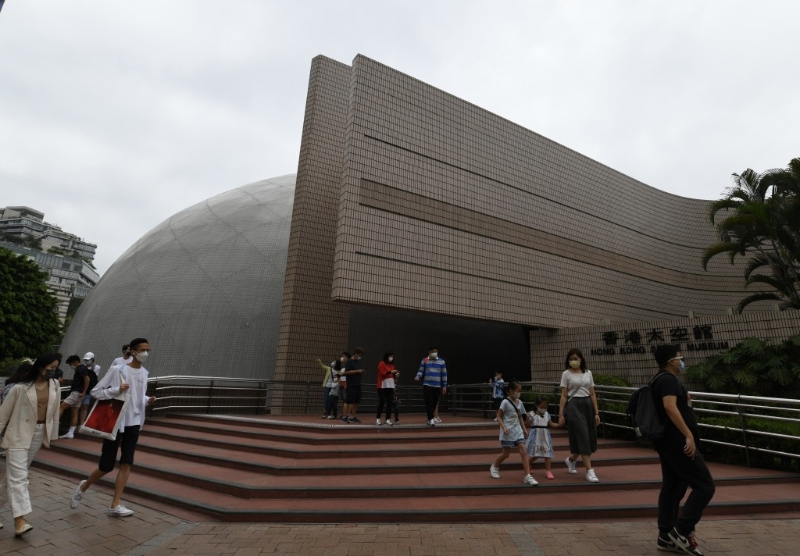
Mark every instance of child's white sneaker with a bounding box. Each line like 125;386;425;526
376;418;382;426
385;419;393;426
565;457;577;474
524;474;538;486
489;465;500;479
586;468;599;483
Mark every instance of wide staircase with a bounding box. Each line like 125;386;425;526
33;414;800;522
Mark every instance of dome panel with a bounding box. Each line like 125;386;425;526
58;175;296;379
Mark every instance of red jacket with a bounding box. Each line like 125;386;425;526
376;361;396;388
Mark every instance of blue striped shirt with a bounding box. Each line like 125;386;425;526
416;357;447;388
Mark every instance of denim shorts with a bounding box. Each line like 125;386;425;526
501;437;525;448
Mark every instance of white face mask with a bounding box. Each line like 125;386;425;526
429;352;438;360
388;356;394;362
569;359;581;369
134;350;149;364
340;357;346;363
509;390;519;399
537;407;547;415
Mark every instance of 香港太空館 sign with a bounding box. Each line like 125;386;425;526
589;324;729;356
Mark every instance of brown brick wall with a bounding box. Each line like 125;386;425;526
274;56;352;386
332;55;756;329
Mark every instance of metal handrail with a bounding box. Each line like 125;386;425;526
447;381;800;466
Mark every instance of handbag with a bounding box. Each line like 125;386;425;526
79;369;129;441
563;371;589;426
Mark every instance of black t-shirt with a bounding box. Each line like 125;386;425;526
70;364;89;393
650;371;699;448
345;358;363;388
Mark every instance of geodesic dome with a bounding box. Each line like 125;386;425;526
59;174;295;379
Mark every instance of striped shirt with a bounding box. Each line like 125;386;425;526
416;357;447;389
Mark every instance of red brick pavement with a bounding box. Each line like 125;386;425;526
2;468;798;555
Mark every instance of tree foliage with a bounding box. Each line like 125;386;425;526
703;157;800;312
0;247;61;359
686;335;800;397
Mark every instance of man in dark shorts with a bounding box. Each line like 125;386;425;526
69;338;156;517
652;344;715;555
59;355;90;439
340;347;364;423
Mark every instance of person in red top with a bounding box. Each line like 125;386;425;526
375;351;399;426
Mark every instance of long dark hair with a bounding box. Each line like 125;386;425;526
564;348;587;372
383;351;394;364
20;353;60;384
5;362;33;386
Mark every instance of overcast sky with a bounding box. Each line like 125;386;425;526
1;1;798;275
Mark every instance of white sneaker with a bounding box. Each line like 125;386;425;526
70;480;87;509
107;505;134;517
524;474;539;486
428;419;436;427
565;457;577;474
434;417;442;423
385;419;393;426
326;415;334;419
490;465;500;479
376;418;382;426
492;417;498;422
586;469;599;483
59;432;74;439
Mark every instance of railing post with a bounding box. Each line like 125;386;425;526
207;380;214;414
304;381;310;414
737;394;751;468
599;394;607;439
482;387;488;420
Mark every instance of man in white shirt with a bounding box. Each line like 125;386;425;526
69;338;156;517
109;344;132;370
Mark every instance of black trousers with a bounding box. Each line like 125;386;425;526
376;388;394;420
423;385;441;421
324;394;338;417
656;444;716;536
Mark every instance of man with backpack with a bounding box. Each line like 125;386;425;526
650;344;715;555
59;355;91;439
78;352;101;433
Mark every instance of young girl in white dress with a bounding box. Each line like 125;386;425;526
490;380;538;486
525;397;560;480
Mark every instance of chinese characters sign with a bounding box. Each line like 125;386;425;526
591;325;729;356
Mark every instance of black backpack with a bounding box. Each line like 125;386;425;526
86;367;99;392
628;373;669;441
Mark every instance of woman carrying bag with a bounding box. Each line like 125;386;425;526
0;354;61;536
558;348;601;483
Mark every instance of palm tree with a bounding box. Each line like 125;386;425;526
702;158;800;312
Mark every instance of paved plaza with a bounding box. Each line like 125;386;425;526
0;468;797;555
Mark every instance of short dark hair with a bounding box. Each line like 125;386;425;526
504;379;522;396
341;352;351;359
129;338;148;351
428;346;438;352
354;347;364;356
654;344;680;369
122;344;130;351
564;348;587;371
66;355;81;365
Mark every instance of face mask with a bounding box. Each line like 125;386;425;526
679;360;686;374
569;360;581;369
388;357;394;362
134;350;149;364
429;352;438;360
509;390;519;399
340;357;346;363
537;407;547;415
